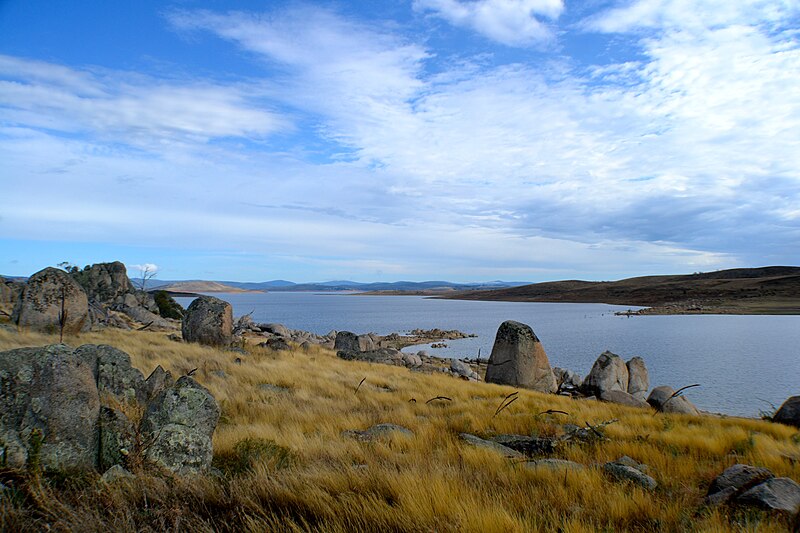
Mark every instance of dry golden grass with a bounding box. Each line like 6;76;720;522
1;327;799;531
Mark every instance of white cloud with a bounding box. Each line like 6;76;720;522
0;54;287;151
413;0;563;46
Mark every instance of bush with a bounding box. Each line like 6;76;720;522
212;438;294;476
153;291;184;319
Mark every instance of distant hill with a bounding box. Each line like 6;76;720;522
441;266;800;314
154;281;259;293
146;278;529;293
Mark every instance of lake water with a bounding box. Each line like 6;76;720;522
175;292;800;417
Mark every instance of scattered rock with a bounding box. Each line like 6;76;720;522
71;261;133;305
259;323;290;337
12;267;90;334
526;459;584;471
600;389;650;409
343;424;414;441
460;433;523;458
490;434;559;456
143;365;174;402
582;351;629;397
181;296;233;346
100;464;135;484
613;456;649;473
485;320;557;393
450;358;472;378
705;464;774;506
737;477;800;515
647;385;700;415
553;367;583;391
140;376;220;474
604;461;657;490
772;396;800;428
259;337;291;352
626;356;649;401
401;352;423;368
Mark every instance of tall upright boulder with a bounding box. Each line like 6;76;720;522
334;331;360;353
72;261;133;304
485;320;557;393
182;296;233;346
626;356;649;401
12;267;90;334
582;351;629;397
0;277;24;314
0;344;100;470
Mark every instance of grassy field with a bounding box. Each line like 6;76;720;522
1;327;799;531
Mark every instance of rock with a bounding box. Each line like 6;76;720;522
357;334;376;352
0;277;24;309
705;464;774;505
12;267;90;334
75;344;147;405
121;305;172;330
553;367;583;390
526;459;584;471
334;331;360;352
485;320;557;393
259;323;290;337
600;390;650;409
604;462;657;490
647;385;700;415
737;477;800;514
416;350;430;358
71;261;133;305
626;357;649;401
773;396;800;428
143;365;174;401
181;296;233;346
0;344;99;470
98;406;135;471
460;433;523;458
100;464;134;484
490;434;559;456
582;351;629;397
401;352;422;368
343;424;413;441
140;376;220;474
259;338;291;352
450;358;472;378
613;456;649;473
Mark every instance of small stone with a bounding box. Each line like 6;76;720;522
737;477;800;514
604;462;658;490
100;464;134;484
343;424;413;441
460;433;523;458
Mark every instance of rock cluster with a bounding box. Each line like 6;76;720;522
0;343;219;475
581;350;651;405
705;464;800;515
485;320;557;393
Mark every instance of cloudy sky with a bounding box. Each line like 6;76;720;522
1;0;798;283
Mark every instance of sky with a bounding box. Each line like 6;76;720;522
1;0;799;283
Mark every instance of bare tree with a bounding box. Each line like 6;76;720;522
137;265;157;293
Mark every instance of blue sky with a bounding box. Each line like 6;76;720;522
1;0;799;283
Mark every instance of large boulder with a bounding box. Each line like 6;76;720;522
705;464;775;506
72;261;133;305
0;344;100;470
334;331;360;353
12;267;90;334
75;344;147;405
485;320;557;393
140;376;220;474
582;351;629;397
737;477;800;514
0;277;24;312
181;296;233;346
772;396;800;428
626;356;649;401
600;389;650;409
647;385;700;415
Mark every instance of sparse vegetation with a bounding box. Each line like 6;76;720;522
1;327;799;531
152;290;185;319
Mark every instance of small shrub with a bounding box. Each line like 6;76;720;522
153;291;184;319
213;438;294;476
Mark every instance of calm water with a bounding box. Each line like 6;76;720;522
176;292;800;417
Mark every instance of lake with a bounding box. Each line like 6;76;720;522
175;292;800;417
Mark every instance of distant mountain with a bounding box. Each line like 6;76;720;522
154;281;257;293
441;266;800;315
146;278;529;293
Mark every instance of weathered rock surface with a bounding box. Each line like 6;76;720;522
647;385;700;415
553;367;583;391
75;344;146;405
72;261;133;305
120;305;172;330
737;477;800;514
460;433;523;458
140;376;220;474
0;344;99;470
181;296;233;346
343;424;413;441
490;434;559;456
626;356;649;401
582;351;629;397
485;320;557;393
259;323;290;337
99;406;135;472
12;267;90;334
100;464;135;484
604;461;657;490
705;464;774;506
334;331;360;353
600;389;650;409
143;365;174;401
773;396;800;428
0;277;23;311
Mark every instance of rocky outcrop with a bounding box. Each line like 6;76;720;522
553;367;583;392
0;344;218;475
647;385;700;415
705;464;774;506
772;396;800;428
600;389;649;409
12;267;90;334
582;351;629;397
0;277;23;313
485;320;557;393
626;356;649;401
72;261;133;305
738;477;800;514
181;296;233;346
705;464;800;515
140;376;220;475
